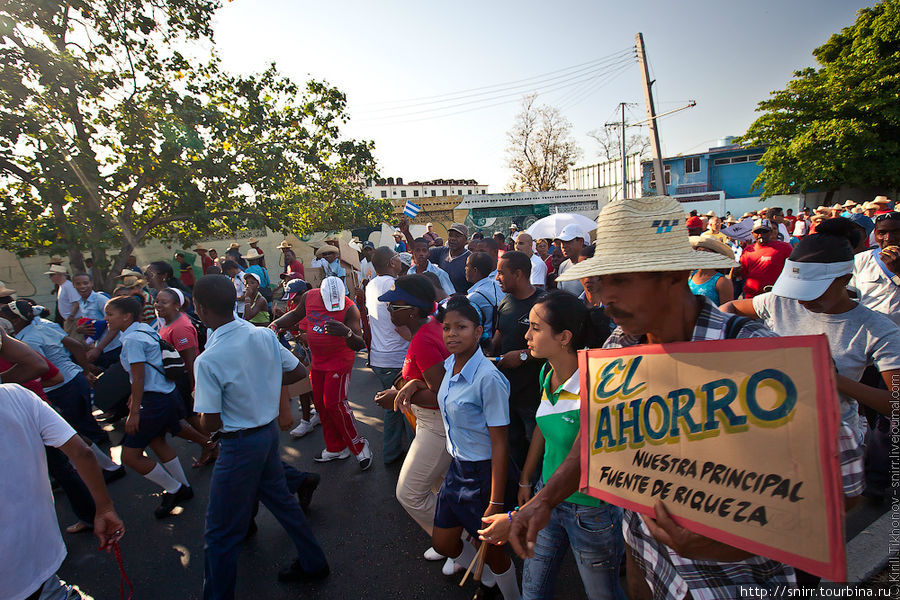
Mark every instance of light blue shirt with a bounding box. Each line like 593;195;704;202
467;275;503;338
16;319;82;391
77;291;110;320
408;262;456;297
437;347;510;461
193;318;299;431
119;322;175;394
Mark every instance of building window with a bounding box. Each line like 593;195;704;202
649;165;671;189
481;190;486;194
442;189;447;196
467;190;472;194
413;190;419;197
401;190;407;198
380;190;387;198
748;153;764;162
431;190;436;197
685;157;700;174
713;158;730;166
392;191;397;196
457;189;462;195
731;155;748;163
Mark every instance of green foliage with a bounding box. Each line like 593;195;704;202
740;0;900;197
0;0;387;288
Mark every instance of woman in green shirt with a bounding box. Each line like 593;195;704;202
479;290;625;600
242;272;270;326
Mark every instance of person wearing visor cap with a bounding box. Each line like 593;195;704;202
271;276;372;470
723;221;900;440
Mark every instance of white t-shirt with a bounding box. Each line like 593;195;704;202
365;275;410;369
529;253;548;287
0;384;76;600
851;249;900;327
232;273;246;316
360;259;376;283
556;259;584;296
56;279;81;319
776;222;791;242
792;219;809;237
752;293;900;443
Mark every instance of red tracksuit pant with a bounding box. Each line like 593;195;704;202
309;367;365;454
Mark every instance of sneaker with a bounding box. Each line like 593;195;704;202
356;439;373;471
313;447;351;462
308;412;321;427
277;558;330;582
297;472;321;515
423;547;444;561
154;484;194;519
103;465;127;484
290;420;314;439
442;557;464;576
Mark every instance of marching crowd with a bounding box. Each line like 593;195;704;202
0;193;898;600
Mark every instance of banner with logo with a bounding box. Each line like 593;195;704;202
579;335;846;580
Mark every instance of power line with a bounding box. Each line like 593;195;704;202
355;47;635;111
354;55;636;124
556;62;635;113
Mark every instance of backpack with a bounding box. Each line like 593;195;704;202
138;330;187;380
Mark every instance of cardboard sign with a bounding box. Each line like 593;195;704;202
579;335;845;580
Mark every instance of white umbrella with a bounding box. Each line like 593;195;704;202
524;213;598;240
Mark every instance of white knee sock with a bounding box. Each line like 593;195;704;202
162;457;189;487
481;564;496;587
144;463;182;494
453;541;478;567
494;563;520;600
89;443;119;471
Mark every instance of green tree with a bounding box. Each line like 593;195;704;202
740;1;900;199
0;0;387;290
505;94;581;192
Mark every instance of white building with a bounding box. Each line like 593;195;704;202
365;177;488;200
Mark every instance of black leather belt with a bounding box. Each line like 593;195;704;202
212;420;273;441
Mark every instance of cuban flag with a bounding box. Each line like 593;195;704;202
402;200;421;219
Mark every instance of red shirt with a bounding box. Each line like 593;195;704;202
159;312;199;352
0;355;60;401
285;260;305;280
200;254;214;274
402;318;449;383
179;263;195;288
739;241;793;298
686;216;703;230
299;288;356;371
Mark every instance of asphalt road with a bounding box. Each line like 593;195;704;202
55;358;589;600
53;356;888;599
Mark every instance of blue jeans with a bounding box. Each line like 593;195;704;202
371;366;413;463
522;501;626;600
203;422;327;600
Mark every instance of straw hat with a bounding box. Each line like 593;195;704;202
556;196;737;281
117;268;142;278
228;243;240;250
121;274;146;288
842;200;857;208
242;248;263;260
194;246;208;252
863;201;879;211
872;195;890;205
831;203;842;210
0;282;15;298
315;245;339;258
277;240;292;250
689;236;735;260
248;237;260;244
44;264;68;276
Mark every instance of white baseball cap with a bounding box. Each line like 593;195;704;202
320;276;346;312
555;224;584;242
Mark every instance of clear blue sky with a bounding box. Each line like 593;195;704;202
212;0;874;191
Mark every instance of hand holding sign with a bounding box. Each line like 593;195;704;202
641;501;753;562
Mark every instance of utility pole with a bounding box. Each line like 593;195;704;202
635;32;666;196
620;103;627;200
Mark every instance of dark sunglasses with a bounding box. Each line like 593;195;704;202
874;212;899;223
387;303;415;312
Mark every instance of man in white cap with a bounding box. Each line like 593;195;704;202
553;224;586;296
507;195;861;599
737;218;793;299
46;265;81;337
271;277;372;470
423;223;440;247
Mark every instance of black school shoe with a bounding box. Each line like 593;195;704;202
154;484;194;519
103;466;127;484
277;559;330;583
297;473;321;515
473;583;501;599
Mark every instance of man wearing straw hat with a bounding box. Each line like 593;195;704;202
243;248;271;292
507;196;805;598
46;264;82;338
195;246;214;275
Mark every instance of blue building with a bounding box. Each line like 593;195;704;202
641;139;767;201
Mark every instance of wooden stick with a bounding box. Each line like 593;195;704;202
459;542;488;587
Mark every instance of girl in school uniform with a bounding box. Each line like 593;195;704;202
105;296;211;518
428;296;520;600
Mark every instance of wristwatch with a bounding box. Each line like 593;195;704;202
519;350;528;362
345;329;354;339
